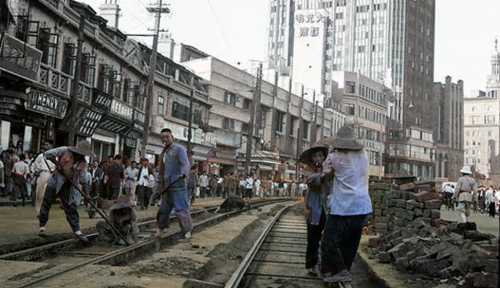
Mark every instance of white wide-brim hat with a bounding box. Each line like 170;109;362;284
459;166;472;175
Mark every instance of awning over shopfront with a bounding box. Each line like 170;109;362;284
258;165;273;171
192;155;207;162
209;157;236;166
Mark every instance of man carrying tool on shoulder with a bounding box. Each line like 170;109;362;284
37;140;94;242
152;128;192;239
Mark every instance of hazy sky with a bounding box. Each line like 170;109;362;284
81;0;499;96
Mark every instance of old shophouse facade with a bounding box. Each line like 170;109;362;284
1;0;148;161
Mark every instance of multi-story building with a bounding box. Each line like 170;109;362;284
0;0;146;161
464;41;500;185
331;71;388;177
183;56;345;179
0;0;209;167
432;77;464;181
267;0;295;70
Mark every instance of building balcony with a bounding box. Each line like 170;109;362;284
38;64;71;96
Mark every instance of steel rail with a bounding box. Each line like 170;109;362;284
224;202;298;288
16;198;293;288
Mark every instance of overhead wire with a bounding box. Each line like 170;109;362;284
205;0;235;59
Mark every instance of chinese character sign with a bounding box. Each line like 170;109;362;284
296;13;324;38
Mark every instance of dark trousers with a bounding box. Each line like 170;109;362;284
109;187;120;200
306;212;326;269
489;202;496;217
321;215;366;274
245;188;253;199
137;185;150;208
200;187;208;199
39;185;80;232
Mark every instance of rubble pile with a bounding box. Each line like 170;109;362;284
368;182;499;288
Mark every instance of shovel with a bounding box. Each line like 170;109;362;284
149;174;187;205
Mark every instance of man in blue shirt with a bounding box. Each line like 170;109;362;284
153;128;192;239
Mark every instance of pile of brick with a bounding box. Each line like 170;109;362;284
368;182;499;287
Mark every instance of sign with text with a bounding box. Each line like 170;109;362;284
110;99;133;121
24;89;68;119
59;106;104;137
0;34;42;81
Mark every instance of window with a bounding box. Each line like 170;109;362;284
242;123;250;133
134;81;146;110
98;64;111;93
225;92;237;105
62;43;76;76
345;103;355;115
157;95;164;115
37;28;59;68
80;53;96;85
357;46;365;53
276;111;285;132
223;118;235;130
346;81;355;93
243;99;251;110
172;101;189;121
302;120;309;139
335;13;343;19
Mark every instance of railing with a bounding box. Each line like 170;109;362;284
62;4;79;24
78;83;92;105
43;0;59;9
99;31;123;55
38;64;70;96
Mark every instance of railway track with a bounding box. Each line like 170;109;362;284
224;204;391;288
2;198;293;288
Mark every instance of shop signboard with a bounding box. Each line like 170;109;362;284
92;89;113;112
110;99;133;121
24;88;68;119
59;106;104;137
0;34;42;82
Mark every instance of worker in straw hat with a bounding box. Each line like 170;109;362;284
320;125;372;284
299;142;331;277
96;194;137;245
38;140;95;242
454;166;478;223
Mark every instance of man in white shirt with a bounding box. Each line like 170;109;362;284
124;161;139;204
255;178;262;198
199;171;209;199
136;158;153;210
11;153;30;206
245;175;254;200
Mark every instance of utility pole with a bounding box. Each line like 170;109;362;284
245;64;262;175
68;15;85;146
270;0;281;150
311;100;318;144
187;76;194;156
141;0;170;156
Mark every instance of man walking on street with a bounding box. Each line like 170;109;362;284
153;128;192;239
124;161;139;204
38;140;94;242
454;166;477;223
106;155;125;200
